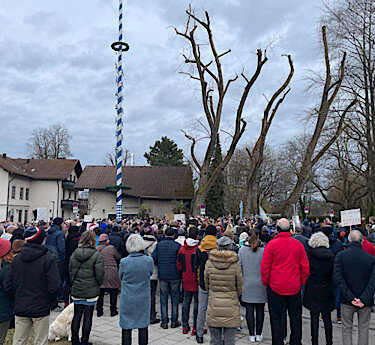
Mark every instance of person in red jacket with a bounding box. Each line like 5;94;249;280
177;227;200;335
261;218;310;345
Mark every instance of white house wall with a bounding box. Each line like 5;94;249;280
0;168;9;221
29;180;61;219
88;190;139;219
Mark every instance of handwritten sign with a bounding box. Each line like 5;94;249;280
340;209;361;227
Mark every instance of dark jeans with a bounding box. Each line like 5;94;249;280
182;290;198;329
159;279;180;325
150;280;158;321
334;287;341;318
71;304;94;345
63;275;71;305
310;310;332;345
267;287;302;345
97;288;118;314
244;303;265;336
122;328;148;345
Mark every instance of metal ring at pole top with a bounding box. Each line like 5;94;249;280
111;41;130;52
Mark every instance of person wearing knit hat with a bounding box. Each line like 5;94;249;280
195;225;218;343
98;234;109;243
216;236;233;251
175;228;186;246
3;229;60;345
96;232;121;317
24;227;46;245
0;238;14;345
53;217;64;226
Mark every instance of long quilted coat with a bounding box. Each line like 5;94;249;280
204;249;243;328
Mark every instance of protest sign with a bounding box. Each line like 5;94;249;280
340;209;361;227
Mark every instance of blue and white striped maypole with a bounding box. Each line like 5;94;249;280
111;0;129;222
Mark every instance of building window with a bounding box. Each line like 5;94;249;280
62;210;65;219
74;192;77;200
18;210;22;223
26;188;29;200
20;188;24;200
24;210;28;223
10;210;14;222
69;191;72;199
63;190;66;200
11;186;15;199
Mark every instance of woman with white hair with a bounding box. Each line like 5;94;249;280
119;234;154;345
303;231;335;345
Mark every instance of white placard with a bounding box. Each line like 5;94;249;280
174;214;186;224
36;208;47;221
84;215;94;223
340;209;361;227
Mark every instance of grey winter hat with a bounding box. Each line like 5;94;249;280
217;236;232;251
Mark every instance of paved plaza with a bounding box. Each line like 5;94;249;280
47;294;375;345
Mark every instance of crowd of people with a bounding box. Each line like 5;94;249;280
0;214;375;345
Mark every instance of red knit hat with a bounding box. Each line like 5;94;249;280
0;239;11;257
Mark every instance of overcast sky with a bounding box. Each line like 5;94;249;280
0;0;324;167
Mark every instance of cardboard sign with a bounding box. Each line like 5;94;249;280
340;209;361;227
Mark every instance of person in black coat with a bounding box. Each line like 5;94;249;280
109;225;125;257
4;227;61;345
334;230;375;345
303;232;334;345
63;225;81;307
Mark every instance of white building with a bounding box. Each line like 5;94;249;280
75;165;194;219
0;154;82;222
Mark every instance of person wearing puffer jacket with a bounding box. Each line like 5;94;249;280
143;227;160;324
69;231;104;345
204;236;243;345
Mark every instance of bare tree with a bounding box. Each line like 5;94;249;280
176;7;292;215
243;55;294;215
312;135;369;210
27;124;72;159
322;0;375;209
281;26;357;216
104;149;130;167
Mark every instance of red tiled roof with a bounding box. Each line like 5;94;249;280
76;165;194;199
0;156;81;180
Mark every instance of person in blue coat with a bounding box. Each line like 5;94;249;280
119;235;153;345
152;227;182;329
45;217;66;309
0;239;14;345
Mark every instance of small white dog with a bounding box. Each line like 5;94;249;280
49;303;75;342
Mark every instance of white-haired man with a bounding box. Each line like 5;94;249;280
261;218;310;345
334;230;375;345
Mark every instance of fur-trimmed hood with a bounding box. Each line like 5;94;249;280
208;249;238;270
309;232;329;249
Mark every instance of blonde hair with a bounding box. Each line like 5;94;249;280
79;230;96;248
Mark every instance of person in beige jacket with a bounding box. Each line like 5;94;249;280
204;236;243;345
